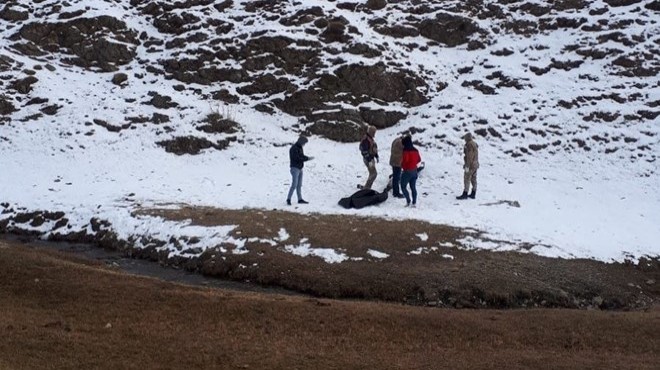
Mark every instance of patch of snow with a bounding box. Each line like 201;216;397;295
284;242;349;264
367;249;389;259
277;228;290;242
408;246;439;255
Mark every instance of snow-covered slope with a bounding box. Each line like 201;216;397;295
0;0;658;262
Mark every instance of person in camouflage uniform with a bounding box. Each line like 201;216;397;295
457;133;479;200
359;125;379;190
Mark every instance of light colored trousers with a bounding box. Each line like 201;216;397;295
287;167;303;201
363;159;377;189
463;168;477;193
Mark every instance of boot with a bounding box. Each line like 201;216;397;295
298;199;309;204
286;199;291;206
469;190;476;199
456;191;468;200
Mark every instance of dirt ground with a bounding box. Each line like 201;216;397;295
1;240;659;370
130;207;660;310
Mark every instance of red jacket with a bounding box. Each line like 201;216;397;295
401;148;421;171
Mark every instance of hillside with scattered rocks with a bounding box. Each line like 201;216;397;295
1;0;657;156
0;0;659;280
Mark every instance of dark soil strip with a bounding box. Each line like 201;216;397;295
0;234;301;297
2;206;659;310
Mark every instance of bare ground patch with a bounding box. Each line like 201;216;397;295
2;205;658;310
133;207;660;310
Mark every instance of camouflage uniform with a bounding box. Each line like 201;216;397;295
360;125;379;189
457;133;479;199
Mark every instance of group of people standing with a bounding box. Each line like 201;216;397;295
285;125;479;206
372;128;421;207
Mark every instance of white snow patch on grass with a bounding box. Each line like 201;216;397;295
284;242;349;264
408;246;439;255
367;249;390;259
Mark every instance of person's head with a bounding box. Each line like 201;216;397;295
297;136;308;146
402;135;413;149
367;125;377;137
462;132;473;142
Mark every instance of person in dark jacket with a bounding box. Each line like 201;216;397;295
287;136;313;205
389;133;406;198
400;135;421;207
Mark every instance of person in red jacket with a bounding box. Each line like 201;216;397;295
400;135;421;207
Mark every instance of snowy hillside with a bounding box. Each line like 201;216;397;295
0;0;658;263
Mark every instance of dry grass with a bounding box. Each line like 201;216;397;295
1;241;659;369
136;207;660;309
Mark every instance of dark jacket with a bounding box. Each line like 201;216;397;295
360;134;378;162
289;139;310;169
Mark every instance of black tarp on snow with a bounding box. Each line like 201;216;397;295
338;188;388;209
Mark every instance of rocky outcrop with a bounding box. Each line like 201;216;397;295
17;16;139;72
0;4;29;22
0;96;16;115
111;73;128;86
602;0;642;6
416;13;482;47
157;136;236;155
196;113;241;134
9;76;38;94
304;108;407;142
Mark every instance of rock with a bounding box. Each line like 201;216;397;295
9;76;39;94
320;19;350;43
461;80;496;95
331;64;428;106
212;89;240;104
196;113;241;134
306;116;366;143
279;6;324;27
417;14;481;47
366;0;387;11
359;108;407;129
0;5;29;22
26;97;49;105
646;279;656;285
373;24;420;39
104;323;112;329
0;96;16;115
18;16;139;72
111;73;128;86
236;74;294;96
145;92;178;109
602;0;642;6
40;105;60;115
157;136;232;155
151;113;170;124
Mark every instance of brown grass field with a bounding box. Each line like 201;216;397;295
131;207;659;310
1;240;659;369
